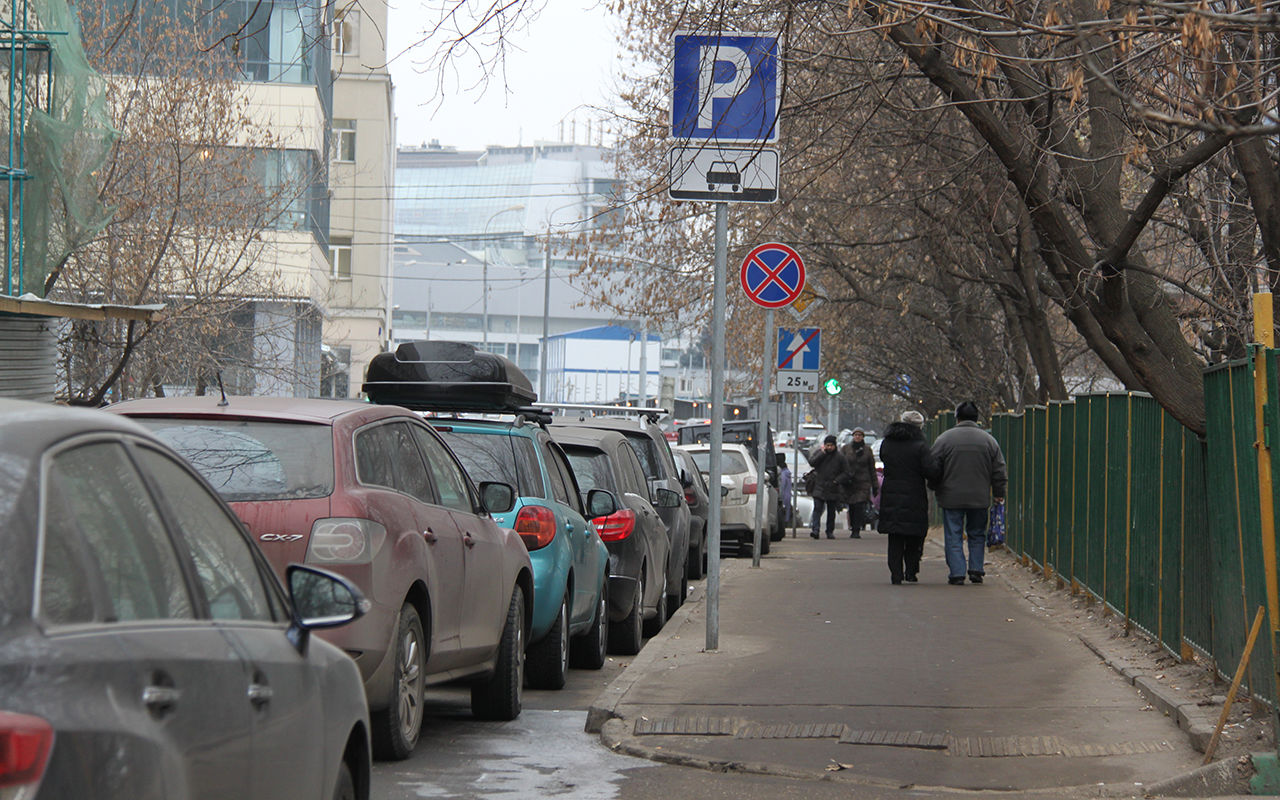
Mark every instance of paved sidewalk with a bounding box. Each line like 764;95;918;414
588;530;1252;796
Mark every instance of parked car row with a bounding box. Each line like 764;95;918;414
1;341;716;798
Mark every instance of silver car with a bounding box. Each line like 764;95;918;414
678;443;778;558
0;399;371;800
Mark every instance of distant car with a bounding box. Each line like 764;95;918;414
111;395;533;761
673;447;711;578
556;414;691;612
677;418;785;541
1;399;371;800
679;442;778;558
550;426;676;655
796;423;827;450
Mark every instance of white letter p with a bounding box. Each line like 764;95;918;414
697;45;752;130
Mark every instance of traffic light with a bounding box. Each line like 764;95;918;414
823;378;842;395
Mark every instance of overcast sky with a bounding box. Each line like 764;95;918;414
385;1;622;150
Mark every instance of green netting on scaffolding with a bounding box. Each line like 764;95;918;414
0;0;116;297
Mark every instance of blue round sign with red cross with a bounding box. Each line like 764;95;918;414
740;242;805;308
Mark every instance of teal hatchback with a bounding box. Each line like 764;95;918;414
431;416;610;689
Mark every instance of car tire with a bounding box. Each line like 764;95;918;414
687;527;706;579
669;557;688;610
526;591;569;690
760;534;771;556
609;572;644;656
571;579;608;670
643;573;668;638
371;604;425;761
471;588;525;721
332;761;356;800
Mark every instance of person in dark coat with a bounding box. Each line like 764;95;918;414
805;434;850;539
878;410;941;584
839;427;878;538
931;401;1008;584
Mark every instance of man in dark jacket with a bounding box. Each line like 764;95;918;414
878;410;941;583
930;401;1008;585
805;435;850;539
839;427;878;538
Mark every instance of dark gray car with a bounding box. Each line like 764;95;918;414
549;426;673;655
674;447;711;578
0;399;371;800
559;416;691;610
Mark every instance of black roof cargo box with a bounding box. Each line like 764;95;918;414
363;340;536;412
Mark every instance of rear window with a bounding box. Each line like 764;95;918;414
436;429;543;498
135;419;334;502
685;449;749;475
623;434;664;481
563;447;616;495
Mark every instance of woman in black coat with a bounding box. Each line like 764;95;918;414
877;410;941;584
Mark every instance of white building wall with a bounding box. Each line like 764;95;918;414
551;335;660;405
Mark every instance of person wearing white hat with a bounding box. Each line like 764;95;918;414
876;409;939;584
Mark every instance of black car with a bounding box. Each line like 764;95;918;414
673;446;711;578
554;414;692;611
549;426;675;655
677;419;785;541
0;399;372;800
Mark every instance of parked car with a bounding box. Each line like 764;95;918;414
555;414;691;611
676;418;785;541
673;446;711;578
549;426;675;654
796;422;827;450
0;399;371;800
359;340;609;691
110;395;533;761
679;442;778;558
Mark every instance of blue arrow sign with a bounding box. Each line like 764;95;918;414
777;328;820;371
673;33;779;142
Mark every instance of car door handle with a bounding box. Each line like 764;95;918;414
248;682;273;708
142;685;181;714
423;528;438;544
464;533;476;549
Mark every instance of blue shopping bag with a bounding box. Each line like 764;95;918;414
987;503;1006;547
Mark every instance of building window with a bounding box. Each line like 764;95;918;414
333;119;356;162
333;8;359;57
330;236;353;279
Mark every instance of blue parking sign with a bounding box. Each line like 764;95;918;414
673;33;778;142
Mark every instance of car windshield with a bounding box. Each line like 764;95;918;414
435;429;542;498
686;449;750;475
564;447;616;494
136;419;333;502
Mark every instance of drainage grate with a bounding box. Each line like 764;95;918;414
945;736;1173;758
632;716;740;736
840;729;949;749
737;722;850;740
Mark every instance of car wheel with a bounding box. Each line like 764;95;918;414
526;591;569;690
609;572;644;655
643;573;668;638
332;761;356;800
471;588;525;720
371;604;425;761
761;534;771;556
571;579;608;669
687;528;706;580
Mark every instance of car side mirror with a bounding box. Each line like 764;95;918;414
586;488;618;519
286;565;369;652
652;487;681;508
479;481;516;514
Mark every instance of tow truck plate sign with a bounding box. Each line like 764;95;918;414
668;146;778;203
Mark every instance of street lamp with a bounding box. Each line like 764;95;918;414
483;204;525;348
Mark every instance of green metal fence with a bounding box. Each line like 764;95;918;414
979;356;1280;702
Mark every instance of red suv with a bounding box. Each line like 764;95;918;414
111;397;534;761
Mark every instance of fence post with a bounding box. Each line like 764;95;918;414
1252;293;1280;763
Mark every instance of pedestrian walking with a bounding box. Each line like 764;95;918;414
778;462;793;528
930;401;1008;585
805;434;850;539
839;427;878;538
878;410;940;584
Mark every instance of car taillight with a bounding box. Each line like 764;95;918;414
743;480;757;495
307;518;384;564
0;711;53;792
515;505;557;550
684;488;696;505
593;509;637;542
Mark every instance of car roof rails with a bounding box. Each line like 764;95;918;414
363;340;537;413
532;402;670;424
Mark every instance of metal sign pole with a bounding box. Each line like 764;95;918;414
707;202;727;651
752;308;773;567
791;392;799;536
